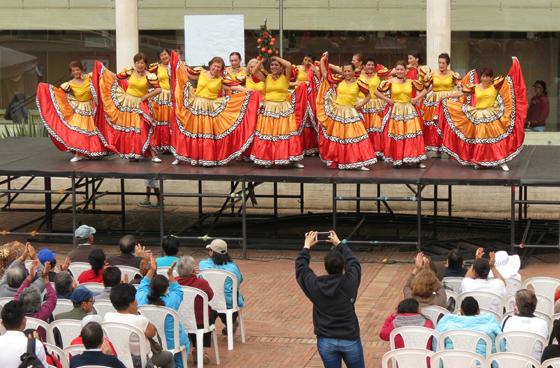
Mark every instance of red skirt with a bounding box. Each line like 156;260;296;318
361;97;387;156
36;83;109;157
295;82;319;156
150;88;173;152
381;102;426;165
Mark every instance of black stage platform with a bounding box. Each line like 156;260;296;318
1;138;559;255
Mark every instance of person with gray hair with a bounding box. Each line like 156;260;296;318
176;255;215;364
55;271;76;299
0;243;45;298
68;224;97;263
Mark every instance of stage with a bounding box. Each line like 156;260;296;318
1;138;559;256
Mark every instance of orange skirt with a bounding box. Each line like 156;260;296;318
381;102;426;166
150;88;173;152
361;97;387;156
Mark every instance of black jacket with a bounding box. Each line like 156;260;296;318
70;351;126;368
295;243;361;340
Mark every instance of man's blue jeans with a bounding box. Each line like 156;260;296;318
317;337;365;368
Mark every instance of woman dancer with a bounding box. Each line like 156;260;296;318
225;52;247;82
245;58;266;96
421;53;461;153
375;60;427;168
37;61;110;162
171;53;260;166
93;53;162;162
148;48;174;152
316;52;376;170
293;54;320;156
249;56;305;167
439;57;527;171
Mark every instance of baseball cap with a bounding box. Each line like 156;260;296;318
70;286;94;304
37;248;56;265
206;239;228;254
74;225;96;239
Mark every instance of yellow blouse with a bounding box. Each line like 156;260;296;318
362;74;382;97
246;76;265;95
195;71;222;100
127;73;151;98
226;67;247;81
335;80;360;106
157;64;170;90
63;74;92;102
474;84;498;109
432;74;454;92
392;81;413;104
296;68;309;84
264;74;290;102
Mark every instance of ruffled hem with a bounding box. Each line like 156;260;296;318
382;102;426;165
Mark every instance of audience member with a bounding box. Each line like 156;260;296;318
0;243;45;298
443;249;467;278
107;235;149;268
37;248;59;281
460;248;506;297
137;257;188;367
403;252;447;308
176;255;214;364
130;256;151;285
70;315;117;356
55;271;76;299
502;288;549;360
95;266;121;301
157;235;180;267
0;300;48;367
526;80;549;132
296;230;365;368
379;298;434;348
15;260;56;323
69;321;126;368
542;320;560;363
55;286;95;320
436;297;501;356
68;225;97;263
104;283;175;368
490;250;521;281
78;249;106;283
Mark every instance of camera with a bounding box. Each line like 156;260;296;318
315;232;331;242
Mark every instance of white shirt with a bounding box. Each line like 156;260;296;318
460;277;507;297
0;330;47;368
502;315;549;360
104;312;149;355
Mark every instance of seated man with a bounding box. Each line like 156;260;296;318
460;248;506;297
70;315;118;356
104;283;175;368
502;288;549;360
68;225;97;263
95;266;121;301
55;286;95;320
443;249;467;278
436;296;502;356
55;271;76;299
107;235;149;268
69;321;126;368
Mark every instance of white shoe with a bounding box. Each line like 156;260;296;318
501;163;510;172
359;166;369;171
418;163;426;169
152;157;162;163
172;159;180;165
294;163;305;169
70;156;83;163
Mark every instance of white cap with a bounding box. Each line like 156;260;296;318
75;225;96;239
206;239;227;254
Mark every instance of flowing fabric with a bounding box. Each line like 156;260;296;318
359;66;390;156
440;58;527;167
293;67;320;155
149;63;173;152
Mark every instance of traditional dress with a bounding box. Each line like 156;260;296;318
250;73;305;166
378;79;427;166
148;62;173;152
293;65;319;155
422;71;461;152
171;61;260;166
440;58;527;167
245;75;265;96
359;65;390;156
36;73;110;157
225;66;247;82
316;61;376;169
92;62;159;159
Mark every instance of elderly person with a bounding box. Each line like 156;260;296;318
95;267;121;301
55;271;76;299
136;256;188;368
199;239;244;335
0;243;45;298
460;248;506;297
68;224;97;263
69;321;126;368
55;286;95;320
404;252;447;308
108;234;150;268
176;256;215;364
157;235;180;268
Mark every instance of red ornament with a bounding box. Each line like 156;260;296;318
263;32;269;38
270;39;276;46
267;49;273;55
257;38;262;43
271;37;276;42
261;47;267;53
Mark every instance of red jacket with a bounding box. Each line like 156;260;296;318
78;268;104;283
177;275;214;326
379;313;434;349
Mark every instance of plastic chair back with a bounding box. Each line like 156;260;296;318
487;352;540;368
199;269;240;312
459;291;504;315
439;329;492;357
389;326;438;350
117;266;141;282
497;331;548;360
542;358;560;368
52;299;74;318
79;282;105;294
523;277;560;302
92;301;116;319
178;286;211;332
431;350;483;368
68;262;90;280
381;348;433;368
421;305;449;325
103;322;148;368
48;319;82;348
442;277;463;293
44;342;69;368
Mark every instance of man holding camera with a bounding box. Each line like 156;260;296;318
295;230;364;368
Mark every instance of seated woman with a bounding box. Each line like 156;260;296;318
78;249;106;284
156;235;180;268
379;298;434;348
403;252;447;308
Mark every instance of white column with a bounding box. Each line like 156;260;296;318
426;0;451;70
115;0;139;71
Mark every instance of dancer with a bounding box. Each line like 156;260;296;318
358;57;390;157
406;50;423;80
316;52;376;170
249;56;305;168
37;61;110;162
375;60;427;168
421;53;461;153
93;53;162;162
225;52;247;82
148;48;173;152
439;57;527;171
245;58;266;96
171;53;260;166
293;54;320;156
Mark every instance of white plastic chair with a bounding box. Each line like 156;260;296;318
497;331;548;360
0;296;14;312
442;277;464;293
389;326;438;350
438;330;492;357
502;311;553;338
179;286;220;367
48;319;83;348
117;265;141;282
157;267;179;278
523;277;560;302
44;342;70;368
459;291;505;316
25;316;50;337
431;350;484;368
506;278;522;297
487;352;540;368
421;305;449;325
542;358;560;368
103;322;149;368
52;299;74;319
68;262;91;280
138;305;188;368
199;269;246;351
381;348;433;368
506;294;554;316
92;300;116;318
63;344;85;362
445;289;459;313
79;282;105;294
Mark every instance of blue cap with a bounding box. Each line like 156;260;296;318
70;286;94;304
37;248;56;265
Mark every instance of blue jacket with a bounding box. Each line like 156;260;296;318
199;258;244;309
436;313;502;356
